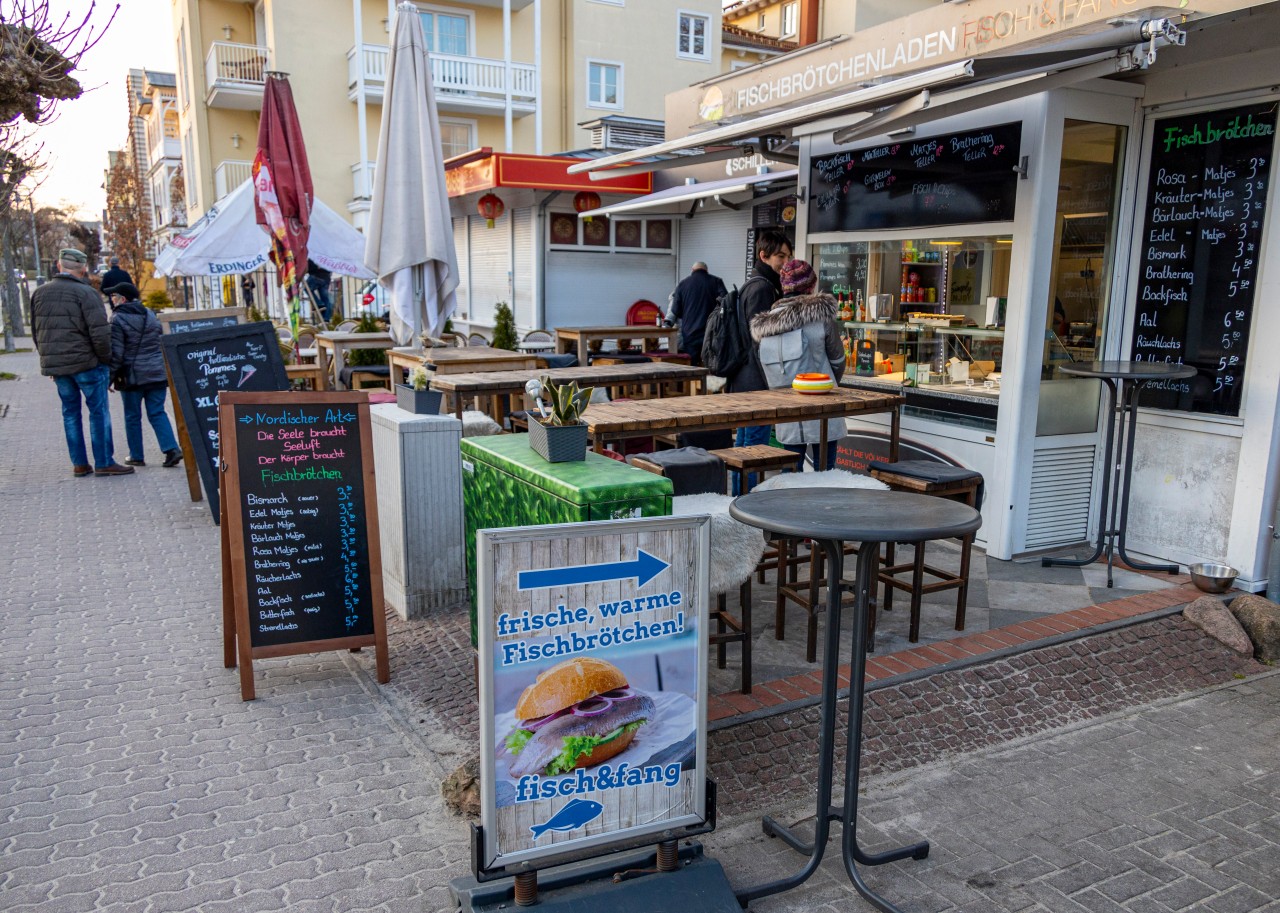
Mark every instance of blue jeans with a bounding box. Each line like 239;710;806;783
121;385;178;461
54;366;114;469
307;276;332;322
783;440;839;473
732;424;772;495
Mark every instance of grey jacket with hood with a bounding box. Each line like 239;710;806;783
750;292;847;445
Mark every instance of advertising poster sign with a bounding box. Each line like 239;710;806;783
477;517;710;871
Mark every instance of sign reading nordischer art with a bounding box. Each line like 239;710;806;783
477;517;710;870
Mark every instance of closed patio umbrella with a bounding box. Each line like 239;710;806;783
364;1;459;345
254;73;314;339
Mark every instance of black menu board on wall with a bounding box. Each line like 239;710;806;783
1129;102;1277;415
161;321;290;521
815;242;869;298
809;122;1021;233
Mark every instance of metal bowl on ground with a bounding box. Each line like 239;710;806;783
1189;563;1238;594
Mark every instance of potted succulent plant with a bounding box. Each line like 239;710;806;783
527;375;593;462
396;365;442;414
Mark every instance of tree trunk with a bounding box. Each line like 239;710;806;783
1;217;27;350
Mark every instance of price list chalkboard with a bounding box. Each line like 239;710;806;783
1129;103;1276;415
218;391;387;700
809;122;1021;233
161;322;289;521
815;242;868;298
159;306;246;335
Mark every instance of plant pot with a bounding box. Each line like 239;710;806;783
528;419;588;463
396;384;442;415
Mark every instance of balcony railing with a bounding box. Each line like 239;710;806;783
215;160;254;200
347;44;536;113
205;41;270;108
351;161;377;200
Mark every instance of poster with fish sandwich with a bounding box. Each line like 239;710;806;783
477;517;711;871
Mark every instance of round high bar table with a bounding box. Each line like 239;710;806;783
729;488;982;912
1041;361;1197;587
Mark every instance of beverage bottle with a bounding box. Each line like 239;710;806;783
856;290;865;321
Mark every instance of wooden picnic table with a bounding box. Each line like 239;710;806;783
428;361;708;421
582;387;904;466
386;345;539;382
315;331;394;390
554;325;680;363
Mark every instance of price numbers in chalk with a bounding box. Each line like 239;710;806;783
337;484;362;631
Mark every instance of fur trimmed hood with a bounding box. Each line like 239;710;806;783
749;293;838;342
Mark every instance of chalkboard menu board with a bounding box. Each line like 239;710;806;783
1129;102;1277;415
162;321;290;521
809;122;1022;233
159;306;246;335
218;391;387;700
815;242;868;298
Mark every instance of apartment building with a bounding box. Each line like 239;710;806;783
722;0;937;43
132;70;186;250
169;0;737;232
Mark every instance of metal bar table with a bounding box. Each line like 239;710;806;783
1042;361;1196;587
729;488;982;912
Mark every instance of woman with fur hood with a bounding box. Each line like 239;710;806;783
749;259;846;471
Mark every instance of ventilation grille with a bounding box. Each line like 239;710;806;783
1025;444;1096;549
590;123;664;151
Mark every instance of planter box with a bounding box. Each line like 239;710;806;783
396;384;442;415
528;419;588;463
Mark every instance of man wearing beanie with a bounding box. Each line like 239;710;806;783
750;258;846;472
31;249;133;477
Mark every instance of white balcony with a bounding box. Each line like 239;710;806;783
215;160;254;200
347;44;536;117
149;136;181;165
205;41;270;109
351;161;377;201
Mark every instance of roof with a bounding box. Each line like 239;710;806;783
144;70;177;88
722;23;796;53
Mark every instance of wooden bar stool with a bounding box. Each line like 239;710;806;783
870;463;982;643
708;444;799;496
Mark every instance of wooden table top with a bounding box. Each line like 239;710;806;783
419;346;537;365
554;325;672;336
582;387;904;437
316;331;393;345
428;361;708;394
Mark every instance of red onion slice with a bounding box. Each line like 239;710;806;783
525;707;570;731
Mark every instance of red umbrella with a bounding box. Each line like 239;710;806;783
253;73;313;339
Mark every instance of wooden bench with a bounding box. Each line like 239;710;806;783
285;364;325;391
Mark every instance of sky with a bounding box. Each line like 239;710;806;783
28;0;176;220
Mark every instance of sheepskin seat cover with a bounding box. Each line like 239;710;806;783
461;410;503;437
754;469;888;493
671;493;766;595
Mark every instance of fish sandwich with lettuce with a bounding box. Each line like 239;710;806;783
505;658;656;777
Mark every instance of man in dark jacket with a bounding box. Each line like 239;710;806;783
101;257;133;291
305;261;333;323
666;262;726;367
727;229;791;491
31;249;132;477
107;282;182;468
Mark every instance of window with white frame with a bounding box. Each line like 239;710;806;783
438;119;476;160
177;26;189;109
757;12;766;31
182;129;195;208
586;60;621;109
730;60;755;71
588;0;624;6
418;5;472;56
782;2;797;37
677;11;710;60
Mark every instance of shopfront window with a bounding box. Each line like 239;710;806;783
1037;120;1126;436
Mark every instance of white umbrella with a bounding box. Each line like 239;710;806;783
154;179;375;279
364;1;459;345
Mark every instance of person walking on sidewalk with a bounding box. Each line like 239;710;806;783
101;256;133;291
665;261;726;367
31;249;133;477
106;282;182;469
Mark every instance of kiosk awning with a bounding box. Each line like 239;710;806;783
577;169;798;219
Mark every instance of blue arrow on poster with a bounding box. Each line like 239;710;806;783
518;549;669;591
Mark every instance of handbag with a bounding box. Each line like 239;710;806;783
112;311;147;390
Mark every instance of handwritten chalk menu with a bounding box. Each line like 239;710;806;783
158;306;247;335
815;242;869;298
161;321;289;521
218;391;388;701
1129;103;1277;415
809;122;1021;233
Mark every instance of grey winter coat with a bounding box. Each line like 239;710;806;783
110;301;169;389
725;263;782;393
750;292;847;445
31;274;112;377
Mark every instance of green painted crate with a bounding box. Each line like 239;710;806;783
461;435;674;644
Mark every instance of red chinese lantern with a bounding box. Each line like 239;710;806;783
477;192;505;228
573;190;602;223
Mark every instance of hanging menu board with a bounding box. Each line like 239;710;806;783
161;321;290;521
218;391;388;701
809;122;1021;233
158;307;247;335
1129;102;1277;415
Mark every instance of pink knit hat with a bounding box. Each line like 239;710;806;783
779;259;817;295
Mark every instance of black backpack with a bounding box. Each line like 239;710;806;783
701;277;762;377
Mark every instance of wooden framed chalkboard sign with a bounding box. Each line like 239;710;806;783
218;391;388;700
1129;102;1277;415
809;122;1021;233
161;321;289;521
158;306;247;335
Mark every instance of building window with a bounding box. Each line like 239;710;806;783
588;0;624;5
177;26;189;109
182;129;195;208
782;2;797;37
730;60;755;72
677;11;710;60
757;12;766;31
438;119;476;160
586;60;621;109
418;7;471;56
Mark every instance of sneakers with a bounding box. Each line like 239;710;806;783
125;458;146;467
73;464;92;478
94;463;136;476
162;449;183;468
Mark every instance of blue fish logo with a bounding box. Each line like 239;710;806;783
529;799;603;839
